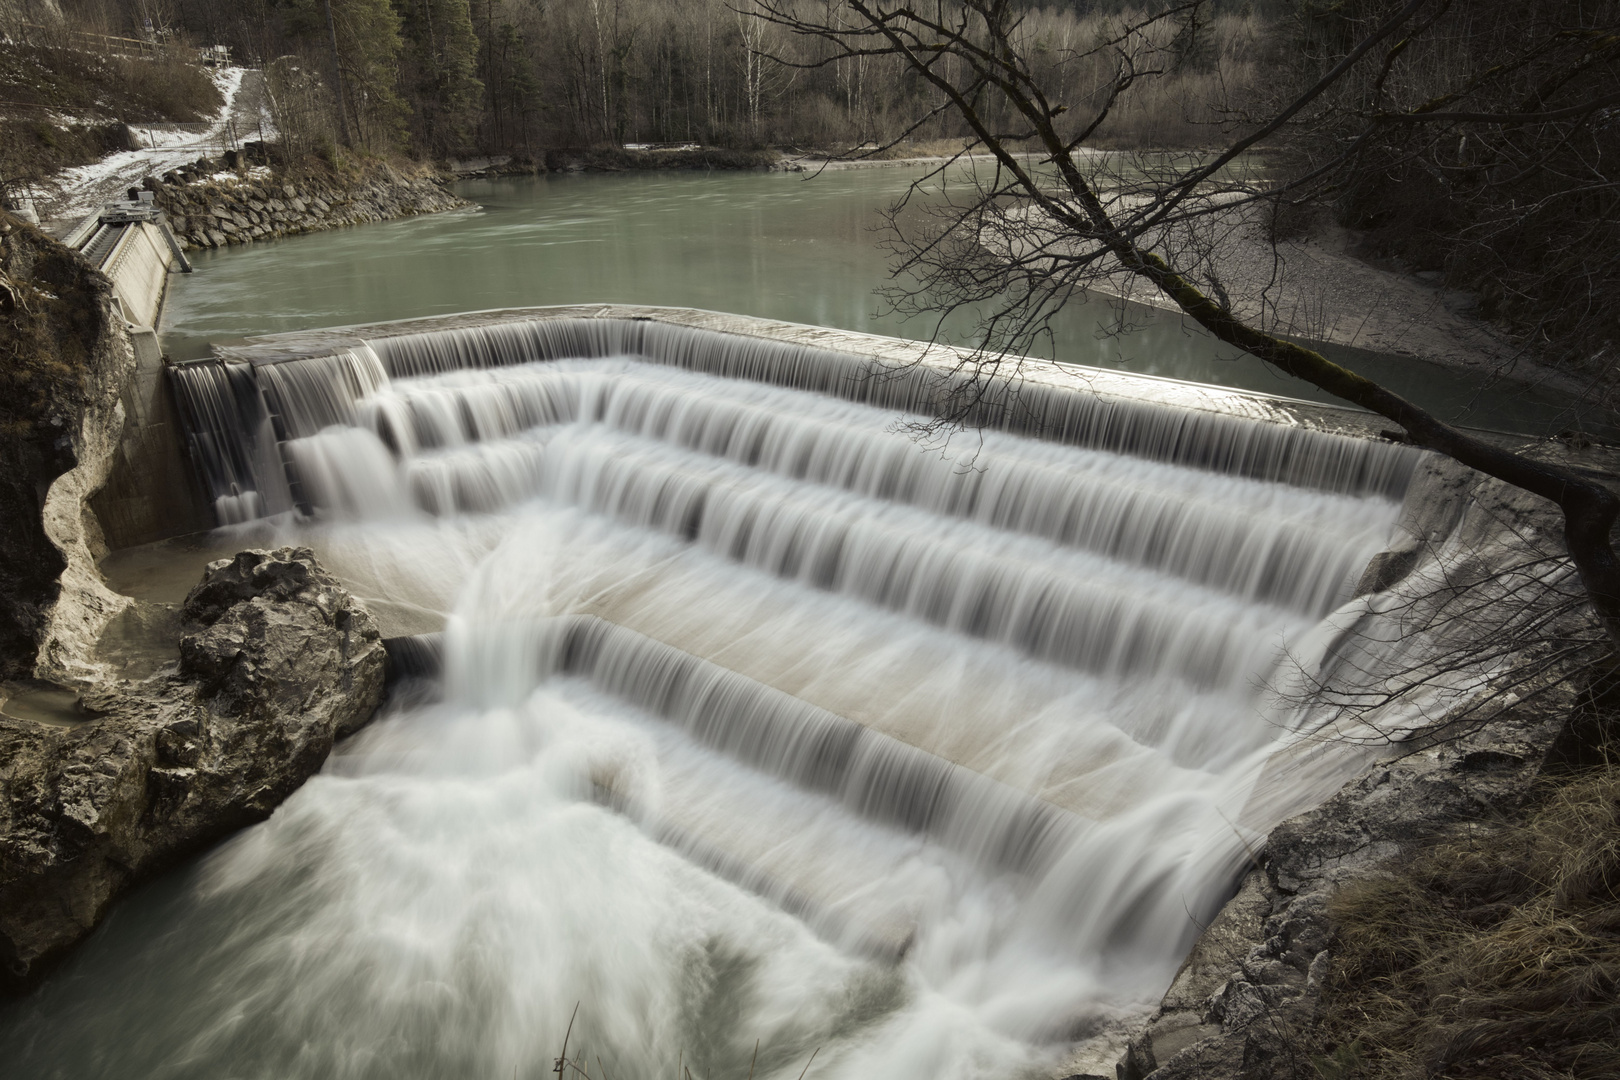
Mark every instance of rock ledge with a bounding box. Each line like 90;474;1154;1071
0;547;384;996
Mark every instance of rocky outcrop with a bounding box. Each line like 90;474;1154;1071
0;212;135;685
0;548;385;997
3;215;388;994
141;156;467;251
1109;697;1569;1080
1092;457;1607;1080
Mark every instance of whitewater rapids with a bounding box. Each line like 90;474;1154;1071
1;325;1419;1080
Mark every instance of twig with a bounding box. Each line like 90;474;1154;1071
555;1002;580;1080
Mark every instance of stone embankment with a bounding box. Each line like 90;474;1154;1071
0;548;385;996
140;156;467;251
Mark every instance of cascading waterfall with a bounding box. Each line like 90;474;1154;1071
39;317;1429;1079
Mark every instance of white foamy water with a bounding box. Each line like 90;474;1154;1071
2;331;1423;1079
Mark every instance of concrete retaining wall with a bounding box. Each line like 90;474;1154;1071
67;215;215;549
99;222;174;327
87;328;215;550
82;163;466;551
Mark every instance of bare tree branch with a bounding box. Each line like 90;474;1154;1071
751;0;1620;656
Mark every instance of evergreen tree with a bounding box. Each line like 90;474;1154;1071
282;0;407;152
394;0;483;155
481;17;539;153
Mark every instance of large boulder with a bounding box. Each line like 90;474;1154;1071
0;547;384;996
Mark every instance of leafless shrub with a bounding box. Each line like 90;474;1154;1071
264;54;340;169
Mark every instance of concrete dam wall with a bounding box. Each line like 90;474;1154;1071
68;304;1521;1080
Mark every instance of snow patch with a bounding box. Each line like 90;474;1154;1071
36;66;274;224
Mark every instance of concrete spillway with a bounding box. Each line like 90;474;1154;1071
57;204;217;549
106;306;1435;1078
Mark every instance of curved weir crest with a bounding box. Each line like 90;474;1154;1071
53;311;1431;1078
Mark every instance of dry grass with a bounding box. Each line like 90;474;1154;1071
1318;763;1620;1080
0;36;223;194
0;41;221;124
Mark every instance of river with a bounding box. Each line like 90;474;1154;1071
160;166;1581;436
0;167;1516;1080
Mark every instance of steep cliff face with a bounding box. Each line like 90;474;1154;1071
0;548;386;996
0;212;134;684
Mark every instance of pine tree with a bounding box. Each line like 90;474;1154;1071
394;0;484;155
285;0;408;152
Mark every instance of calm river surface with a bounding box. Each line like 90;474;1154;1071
161;166;1580;435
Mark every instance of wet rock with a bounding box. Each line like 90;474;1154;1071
1118;466;1591;1079
0;548;384;997
0;216;134;684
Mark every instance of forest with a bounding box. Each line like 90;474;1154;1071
45;1;1281;156
5;1;1615;386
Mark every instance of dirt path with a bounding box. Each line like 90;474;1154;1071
38;67;274;229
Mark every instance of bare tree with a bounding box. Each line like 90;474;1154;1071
735;0;795;141
751;0;1620;652
1280;471;1609;752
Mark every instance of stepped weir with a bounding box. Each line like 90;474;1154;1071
139;307;1437;1077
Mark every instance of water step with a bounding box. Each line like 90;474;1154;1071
390;622;1084;877
539;544;1249;820
383;632;444;681
541;615;1080;875
383;629;994;961
590;780;918;963
357;317;1421;498
351;364;1390;617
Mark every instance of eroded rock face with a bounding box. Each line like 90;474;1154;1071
1098;460;1604;1080
0;548;384;996
1107;699;1568;1080
0;212;135;685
